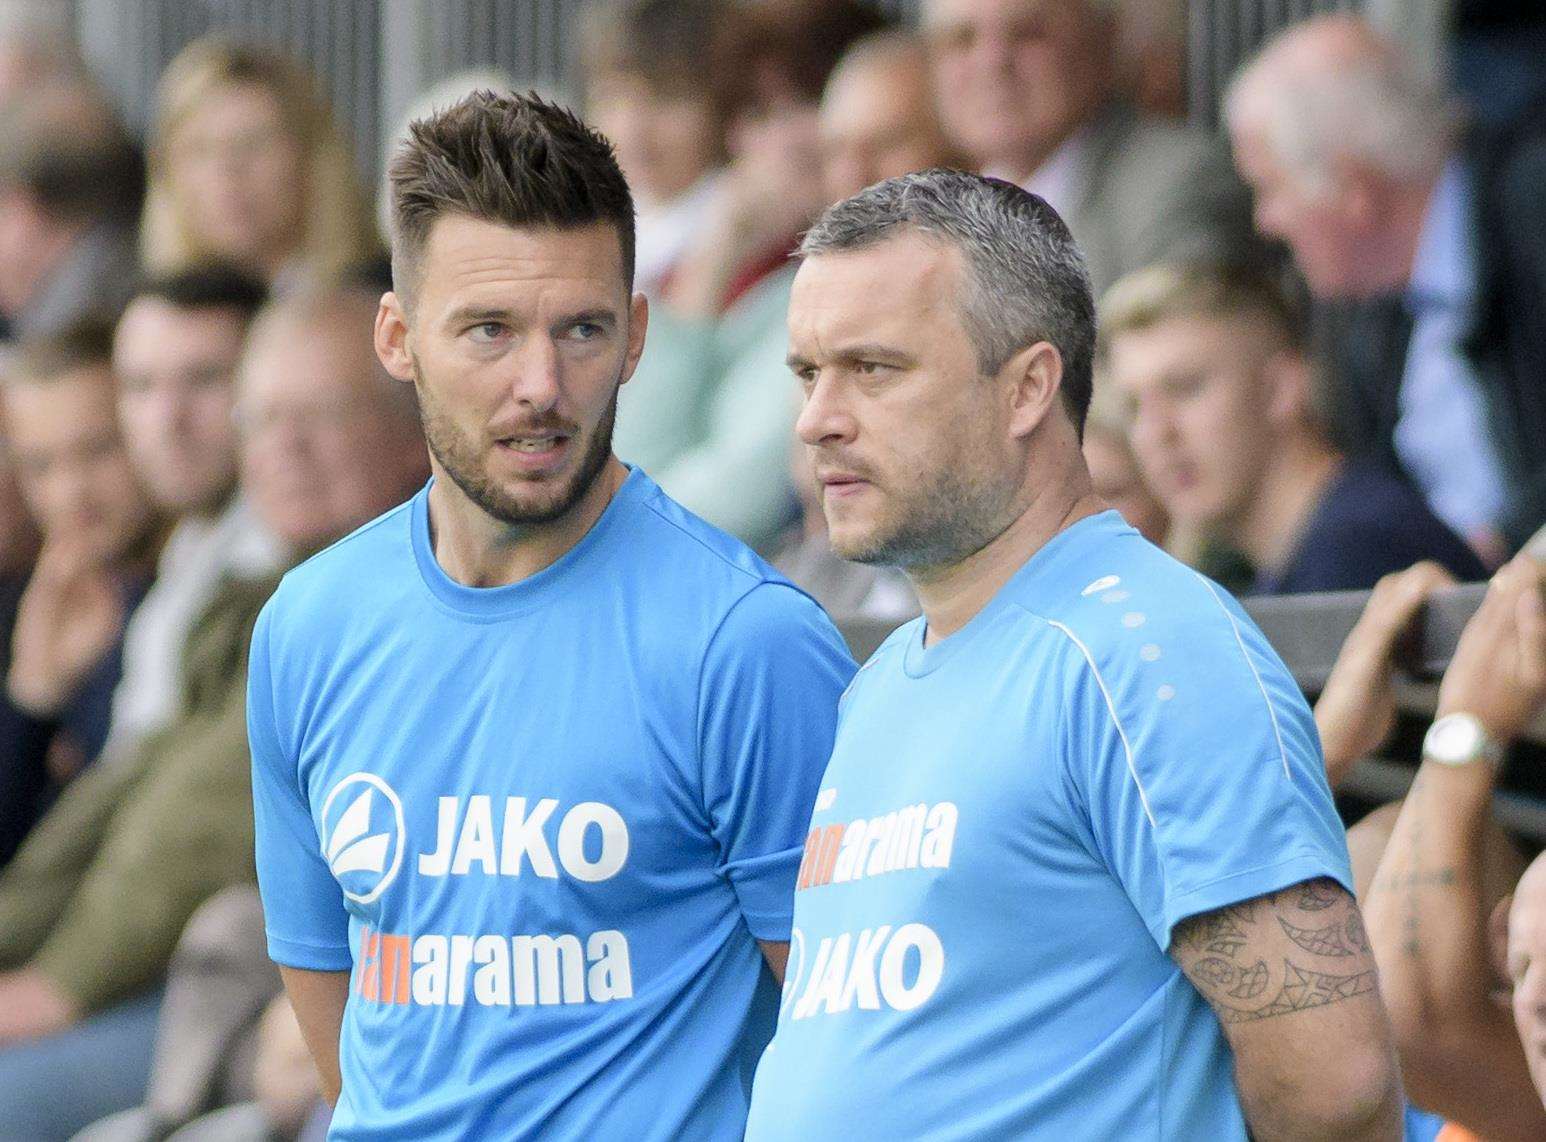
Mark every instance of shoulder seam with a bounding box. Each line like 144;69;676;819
1044;618;1158;829
285;499;414;576
637;494;773;589
1193;574;1291;780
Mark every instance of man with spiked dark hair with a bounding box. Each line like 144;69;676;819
249;90;853;1139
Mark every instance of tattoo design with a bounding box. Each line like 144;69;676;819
1365;791;1458;957
1174;879;1380;1025
1277;911;1371;958
1294;881;1339;911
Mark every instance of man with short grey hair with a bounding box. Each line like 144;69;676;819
744;169;1403;1141
1227;14;1546;562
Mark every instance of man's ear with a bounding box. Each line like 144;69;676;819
1004;340;1064;440
1262;348;1313;427
620;292;650;387
374;292;415;384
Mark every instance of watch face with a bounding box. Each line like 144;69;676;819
1435;718;1477;758
1427;714;1488;766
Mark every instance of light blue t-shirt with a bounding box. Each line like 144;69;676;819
745;511;1353;1140
249;468;856;1140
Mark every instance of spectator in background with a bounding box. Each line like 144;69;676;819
921;0;1254;297
580;0;740;299
1101;261;1485;594
70;887;326;1142
1;322;158;795
0;285;427;1142
0;81;143;342
816;30;964;204
612;0;885;549
1227;15;1546;562
105;266;280;766
141;38;377;290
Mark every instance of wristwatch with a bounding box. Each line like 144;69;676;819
1422;712;1504;770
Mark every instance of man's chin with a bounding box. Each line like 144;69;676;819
828;525;894;567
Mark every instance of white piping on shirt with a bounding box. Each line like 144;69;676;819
1046;619;1158;829
1195;576;1292;780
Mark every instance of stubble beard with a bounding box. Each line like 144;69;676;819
832;459;1018;573
414;357;620;529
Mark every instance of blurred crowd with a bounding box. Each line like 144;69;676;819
0;0;1541;1138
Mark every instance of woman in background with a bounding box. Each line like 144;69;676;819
140;38;376;289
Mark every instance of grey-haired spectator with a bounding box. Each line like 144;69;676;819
1228;14;1546;562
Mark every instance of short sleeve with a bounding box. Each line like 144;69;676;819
1057;589;1353;951
697;584;856;941
249;602;353;969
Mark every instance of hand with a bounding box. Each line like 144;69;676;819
0;969;79;1043
7;538;124;717
1436;554;1546;744
1316;562;1453;786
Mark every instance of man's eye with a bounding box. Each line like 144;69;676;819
469;323;505;342
855;361;889;376
565;322;603;341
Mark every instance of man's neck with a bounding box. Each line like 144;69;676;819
910;462;1105;647
1383;163;1449;294
1228;435;1342;576
995;103;1106;189
427;457;628;588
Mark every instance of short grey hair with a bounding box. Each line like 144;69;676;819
1226;19;1458;189
800;168;1096;435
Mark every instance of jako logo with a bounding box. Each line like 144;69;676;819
321;773;406;904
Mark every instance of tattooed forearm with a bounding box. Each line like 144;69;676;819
1173;878;1382;1025
1364;792;1459;956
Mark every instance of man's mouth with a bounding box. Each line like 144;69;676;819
499;434;568;454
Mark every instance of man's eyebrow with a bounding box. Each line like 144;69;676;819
831;343;917;367
786;344;918;371
555;308;619;329
445;304;516;327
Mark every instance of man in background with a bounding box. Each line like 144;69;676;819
922;0;1253;295
817;30;963;204
1228;15;1546;560
1100;261;1485;593
106;266;279;764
